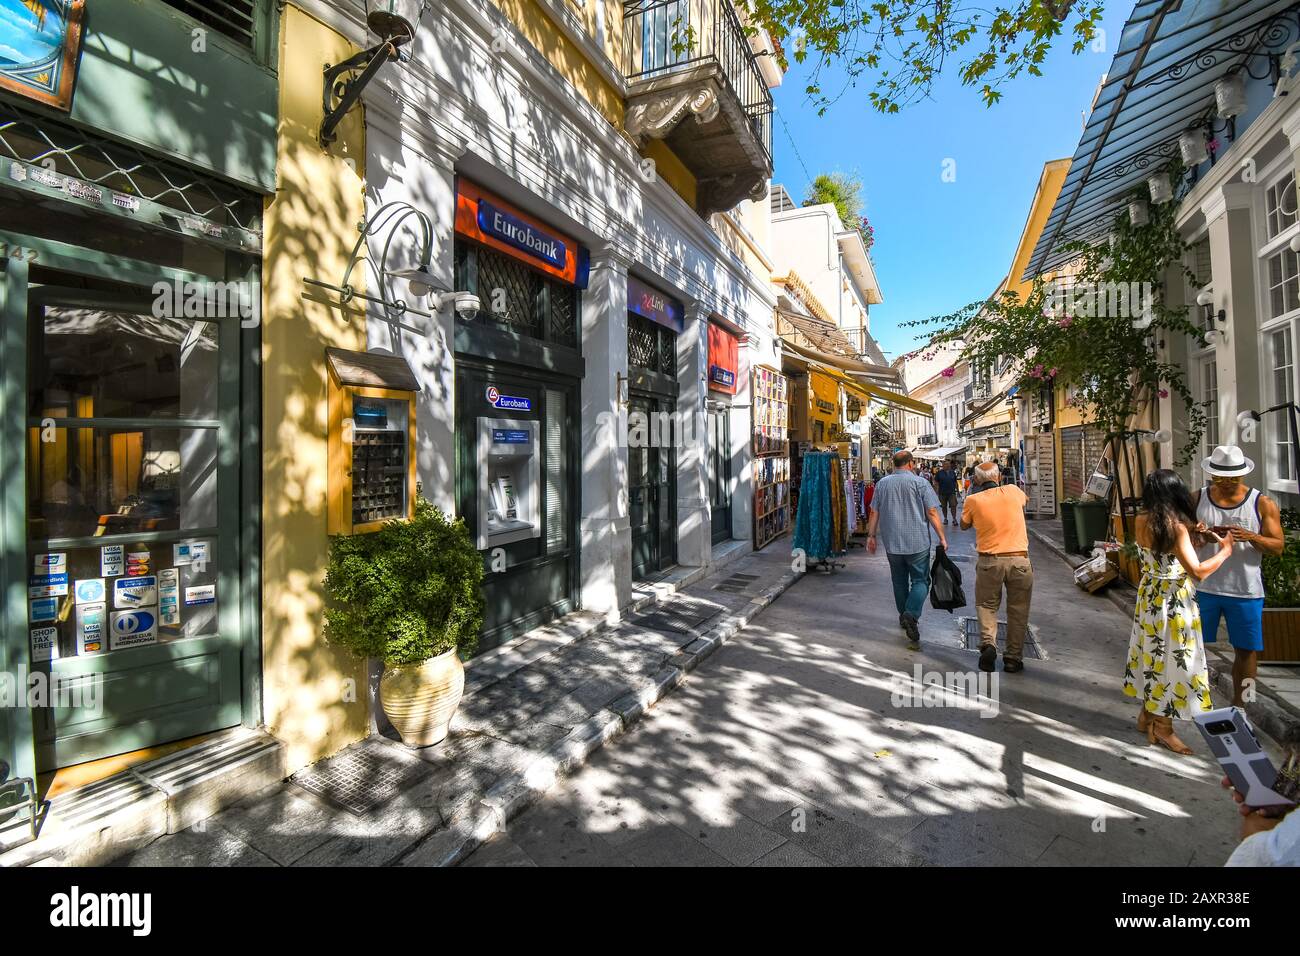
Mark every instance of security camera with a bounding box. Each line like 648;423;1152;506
451;291;480;321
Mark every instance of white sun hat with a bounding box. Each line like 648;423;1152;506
1202;444;1255;477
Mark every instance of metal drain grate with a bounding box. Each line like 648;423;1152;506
291;743;430;816
957;616;1047;661
714;572;761;594
635;597;724;633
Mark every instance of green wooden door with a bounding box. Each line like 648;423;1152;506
20;274;244;771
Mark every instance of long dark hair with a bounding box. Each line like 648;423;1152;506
1142;469;1202;554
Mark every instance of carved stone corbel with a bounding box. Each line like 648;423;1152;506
625;84;720;145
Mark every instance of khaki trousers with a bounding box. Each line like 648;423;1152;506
975;554;1033;662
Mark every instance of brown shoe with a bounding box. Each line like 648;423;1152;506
1148;716;1194;755
1137;709;1152;735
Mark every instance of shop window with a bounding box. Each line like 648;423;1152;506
1267;170;1298;240
628;313;676;377
454;241;578;349
157;0;269;59
1266;247;1300;320
1201;358;1219;455
1270;327;1296;484
544;389;568;553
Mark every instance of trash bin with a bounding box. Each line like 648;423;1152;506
1060;501;1079;555
1073;499;1110;555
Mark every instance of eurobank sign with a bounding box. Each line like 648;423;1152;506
454;178;589;288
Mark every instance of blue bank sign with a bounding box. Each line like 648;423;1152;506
477;199;567;269
486;386;532;412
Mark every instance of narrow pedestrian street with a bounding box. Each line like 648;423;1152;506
463;521;1241;867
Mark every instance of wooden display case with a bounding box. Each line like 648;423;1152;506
753;366;791;550
326;348;419;535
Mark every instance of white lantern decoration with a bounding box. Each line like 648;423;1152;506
1129;198;1150;226
1148;172;1174;204
1215;72;1248;118
1179;129;1208;167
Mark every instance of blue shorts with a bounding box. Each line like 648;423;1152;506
1196;592;1265;652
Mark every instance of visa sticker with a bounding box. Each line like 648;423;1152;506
76;603;106;655
101;545;125;577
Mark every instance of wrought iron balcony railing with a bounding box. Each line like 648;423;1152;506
622;0;773;163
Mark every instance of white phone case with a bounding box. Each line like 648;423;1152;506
1192;707;1294;808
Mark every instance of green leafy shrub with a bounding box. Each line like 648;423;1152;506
323;494;484;664
1262;532;1300;609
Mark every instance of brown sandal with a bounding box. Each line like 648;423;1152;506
1148;716;1194;755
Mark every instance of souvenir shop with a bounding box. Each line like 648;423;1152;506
706;321;741;546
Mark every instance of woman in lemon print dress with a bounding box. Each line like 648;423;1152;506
1123;470;1234;754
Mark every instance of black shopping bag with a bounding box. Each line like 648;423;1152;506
929;546;967;612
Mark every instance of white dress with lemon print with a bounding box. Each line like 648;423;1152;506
1122;546;1214;720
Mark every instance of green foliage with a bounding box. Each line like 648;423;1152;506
906;184;1207;466
1262;533;1300;609
803;172;873;247
743;0;1106;114
323;494;484;665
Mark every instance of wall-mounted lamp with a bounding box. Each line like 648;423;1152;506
616;372;630;408
1148;172;1174;204
320;1;427;147
1238;403;1300;452
1179;128;1209;167
1196;288;1226;341
303;200;479;321
1129;198;1150;227
1216;72;1249;119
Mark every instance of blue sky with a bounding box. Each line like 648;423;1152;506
770;3;1135;361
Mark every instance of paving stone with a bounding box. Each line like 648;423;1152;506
507;802;634;867
770;803;920;867
750;840;828;867
459;832;537;867
616;823;730;867
112;823;277;868
213;786;340;866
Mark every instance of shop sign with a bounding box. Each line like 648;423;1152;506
0;0;85;112
455;179;588;288
31;626;59;663
477;198;565;269
184;585;216;607
76;602;105;654
110;607;158;650
486;386;531;411
114;575;157;609
628;276;684;333
100;544;125;577
707;322;739;394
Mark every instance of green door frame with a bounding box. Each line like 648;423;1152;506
0;234;261;782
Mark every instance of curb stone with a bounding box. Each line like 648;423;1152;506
399;566;804;867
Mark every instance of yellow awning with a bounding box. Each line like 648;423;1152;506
854;381;933;416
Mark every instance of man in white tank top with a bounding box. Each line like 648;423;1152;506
1195;446;1285;706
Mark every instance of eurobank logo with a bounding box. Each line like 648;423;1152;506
477;199;566;269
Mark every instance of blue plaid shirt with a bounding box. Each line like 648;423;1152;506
871;471;940;556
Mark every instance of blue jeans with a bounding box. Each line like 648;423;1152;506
888;550;931;619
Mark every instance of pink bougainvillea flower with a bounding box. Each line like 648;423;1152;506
1159;388;1169;398
1049;367;1058;377
941;367;955;377
1058;316;1073;328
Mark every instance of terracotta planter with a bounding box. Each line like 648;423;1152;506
379;648;465;747
1262;609;1300;663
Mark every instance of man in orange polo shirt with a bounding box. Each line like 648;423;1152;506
960;461;1033;674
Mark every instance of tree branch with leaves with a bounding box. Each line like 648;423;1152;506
743;0;1106;113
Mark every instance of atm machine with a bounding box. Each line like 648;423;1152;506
477;417;541;549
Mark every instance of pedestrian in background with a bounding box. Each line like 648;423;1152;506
933;459;960;526
1123;469;1234;755
960;461;1032;673
868;450;947;646
1194;446;1285;707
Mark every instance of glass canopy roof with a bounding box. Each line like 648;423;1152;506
1026;0;1300;278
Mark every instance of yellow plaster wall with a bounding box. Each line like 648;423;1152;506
260;4;371;774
